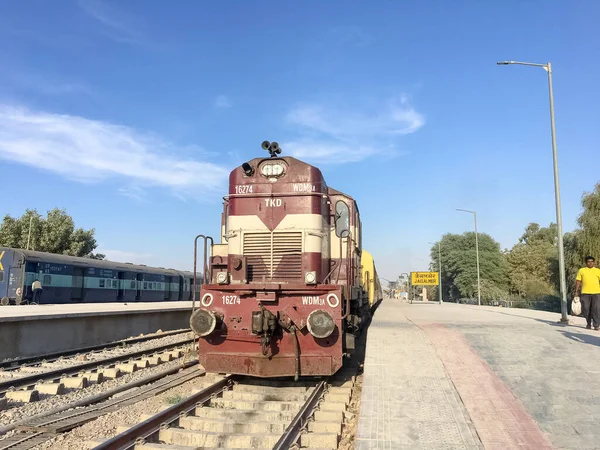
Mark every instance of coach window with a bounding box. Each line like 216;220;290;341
335;201;350;237
43;275;51;285
99;279;105;288
0;273;3;282
143;282;148;289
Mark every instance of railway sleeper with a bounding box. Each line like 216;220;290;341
5;389;39;403
101;368;121;379
158;427;284;448
60;376;89;389
179;416;291;434
35;382;65;395
229;383;311;394
82;371;104;383
209;398;305;411
192;407;298;422
222;390;310;402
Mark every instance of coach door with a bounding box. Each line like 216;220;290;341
117;272;125;301
164;276;171;300
71;267;84;302
135;273;142;301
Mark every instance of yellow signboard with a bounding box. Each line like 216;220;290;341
411;271;439;285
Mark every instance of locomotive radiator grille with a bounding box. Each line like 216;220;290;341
243;232;303;282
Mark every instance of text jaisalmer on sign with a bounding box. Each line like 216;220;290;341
411;272;439;285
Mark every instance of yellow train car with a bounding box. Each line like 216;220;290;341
361;250;383;308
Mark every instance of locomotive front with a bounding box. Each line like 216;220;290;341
190;141;348;378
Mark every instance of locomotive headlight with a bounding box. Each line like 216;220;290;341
216;271;229;284
307;309;336;339
190;309;218;337
305;271;317;285
261;162;285;177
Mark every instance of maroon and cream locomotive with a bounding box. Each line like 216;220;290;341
189;141;380;378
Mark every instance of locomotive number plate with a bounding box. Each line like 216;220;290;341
221;295;241;305
235;185;253;194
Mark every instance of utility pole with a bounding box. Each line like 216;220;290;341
429;241;443;305
27;216;33;250
457;209;481;306
497;60;568;323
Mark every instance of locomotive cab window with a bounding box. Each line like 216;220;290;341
335;201;350;237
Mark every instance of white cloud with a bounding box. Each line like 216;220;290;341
284;95;424;164
285;141;381;164
97;248;153;265
0;105;229;199
77;0;146;46
215;95;232;109
12;72;95;97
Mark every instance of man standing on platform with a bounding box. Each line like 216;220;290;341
32;278;42;304
575;256;600;330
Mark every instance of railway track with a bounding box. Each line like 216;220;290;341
0;329;189;372
90;366;358;450
0;335;195;404
0;362;206;450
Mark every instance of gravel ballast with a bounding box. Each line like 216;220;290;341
0;339;197;428
32;372;221;450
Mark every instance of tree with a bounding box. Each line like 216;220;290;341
554;184;600;297
0;208;105;259
506;222;558;298
430;232;509;302
576;183;600;259
519;222;557;246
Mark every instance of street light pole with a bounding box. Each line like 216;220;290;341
429;241;443;305
457;209;481;306
400;272;410;303
497;60;568;323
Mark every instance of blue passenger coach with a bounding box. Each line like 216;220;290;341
0;247;198;305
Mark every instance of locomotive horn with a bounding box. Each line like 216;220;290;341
270;141;280;152
261;140;271;150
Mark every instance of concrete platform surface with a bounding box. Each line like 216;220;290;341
0;301;193;322
356;299;599;450
0;302;194;360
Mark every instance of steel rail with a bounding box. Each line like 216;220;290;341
0;329;190;371
91;376;233;450
272;380;326;449
0;362;204;450
0;337;194;397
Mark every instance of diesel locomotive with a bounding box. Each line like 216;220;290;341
189;141;383;378
0;247;198;305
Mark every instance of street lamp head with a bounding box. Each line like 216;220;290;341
496;61;514;65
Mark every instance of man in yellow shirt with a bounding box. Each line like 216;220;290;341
575;256;600;330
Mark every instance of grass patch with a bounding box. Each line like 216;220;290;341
165;394;184;404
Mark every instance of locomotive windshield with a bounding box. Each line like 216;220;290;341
335;201;350;237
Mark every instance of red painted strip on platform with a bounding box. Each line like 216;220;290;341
423;324;554;450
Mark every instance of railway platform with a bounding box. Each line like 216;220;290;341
356;299;599;450
0;302;193;360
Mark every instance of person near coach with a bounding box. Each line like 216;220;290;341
575;256;600;330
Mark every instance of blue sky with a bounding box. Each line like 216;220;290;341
1;1;599;283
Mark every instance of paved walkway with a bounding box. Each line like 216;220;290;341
0;301;193;321
356;299;600;450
